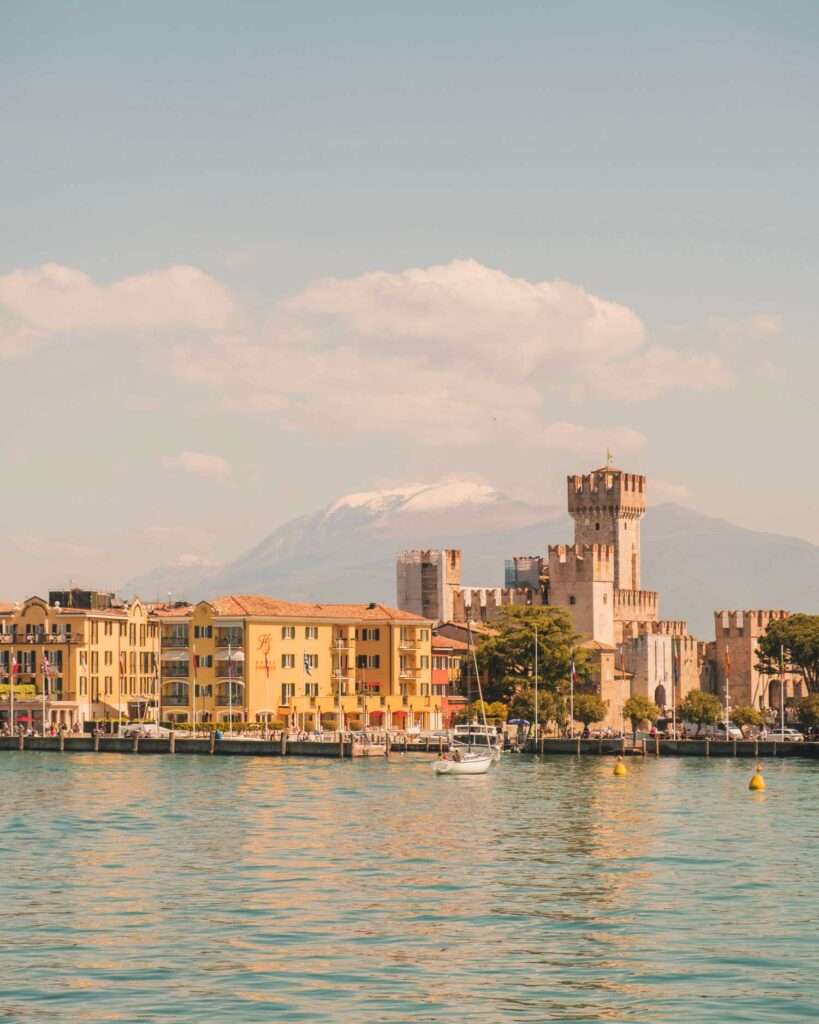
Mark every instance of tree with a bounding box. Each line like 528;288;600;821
678;689;722;735
797;693;819;728
730;705;763;736
572;694;608;728
622;696;659;732
508;687;557;730
757;614;819;695
453;699;508;725
475;605;589;702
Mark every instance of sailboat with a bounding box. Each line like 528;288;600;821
433;621;496;776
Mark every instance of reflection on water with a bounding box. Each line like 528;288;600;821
0;752;815;1022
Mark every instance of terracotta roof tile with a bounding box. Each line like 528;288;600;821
151;596;429;623
432;635;469;650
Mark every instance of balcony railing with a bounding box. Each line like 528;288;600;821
162;694;190;707
216;667;244;681
161;662;190;678
162;635;189;649
0;633;80;645
399;640;418;650
399;669;418;679
216;686;244;706
331;639;351;651
216;632;243;648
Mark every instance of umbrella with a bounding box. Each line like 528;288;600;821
15;715;33;722
508;718;530;726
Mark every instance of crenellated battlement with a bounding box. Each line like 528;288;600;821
613;587;659;619
714;609;790;638
567;469;647;518
548;544;615;582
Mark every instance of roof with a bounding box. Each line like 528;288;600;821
432;635;469;651
153;595;428;623
579;639;617;651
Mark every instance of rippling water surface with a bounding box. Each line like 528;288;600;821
0;752;816;1022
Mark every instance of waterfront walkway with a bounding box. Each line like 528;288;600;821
1;734;818;759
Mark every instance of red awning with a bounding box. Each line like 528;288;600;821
392;710;407;717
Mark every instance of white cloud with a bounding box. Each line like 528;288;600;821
581;346;732;400
754;358;787;381
0;262;234;335
160;451;232;482
706;313;784;338
650;479;692;504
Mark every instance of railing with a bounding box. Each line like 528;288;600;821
0;634;81;645
399;669;418;679
331;639;351;651
216;667;245;681
161;663;190;678
161;636;189;648
163;694;190;707
399;640;418;650
216;687;244;706
215;633;243;648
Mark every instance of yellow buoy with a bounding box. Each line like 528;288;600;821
749;765;765;791
613;756;627;777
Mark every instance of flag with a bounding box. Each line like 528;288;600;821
571;659;578;684
263;653;270;678
779;645;785;676
303;652;312;677
119;654;126;677
11;657;19;675
192;652;199;680
725;647;731;676
673;639;680;685
620;649;626;677
42;653;51;677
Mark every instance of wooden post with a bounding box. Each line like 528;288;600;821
132;733;139;754
732;739;737;757
705;737;710;757
59;732;65;753
539;735;544;755
385;732;390;758
438;734;443;754
280;730;287;757
654;734;660;757
209;731;215;755
754;738;759;758
94;730;100;752
18;732;24;751
169;731;175;754
576;737;581;755
339;730;345;758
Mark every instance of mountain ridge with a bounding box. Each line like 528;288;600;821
124;481;819;638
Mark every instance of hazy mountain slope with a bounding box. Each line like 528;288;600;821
124;482;819;639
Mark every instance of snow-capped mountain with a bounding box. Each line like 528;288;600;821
123;479;819;638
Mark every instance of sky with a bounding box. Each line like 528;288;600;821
1;0;818;598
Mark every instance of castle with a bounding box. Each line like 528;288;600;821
397;464;802;723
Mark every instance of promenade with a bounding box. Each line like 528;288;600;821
1;733;818;759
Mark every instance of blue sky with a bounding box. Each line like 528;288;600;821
1;1;817;595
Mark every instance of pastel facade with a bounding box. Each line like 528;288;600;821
155;596;438;730
0;592;160;730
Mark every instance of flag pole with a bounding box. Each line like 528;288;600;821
533;625;539;747
228;642;233;734
724;645;730;741
10;654;15;734
569;649;575;739
780;643;785;735
301;651;306;733
263;653;270;741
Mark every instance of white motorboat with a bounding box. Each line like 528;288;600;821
451;722;503;762
432;749;493;775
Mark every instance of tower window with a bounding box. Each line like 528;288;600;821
569;596;576;605
595;523;600;531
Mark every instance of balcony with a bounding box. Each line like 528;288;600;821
399;669;418;680
331;639;351;651
216;666;244;681
216;684;244;706
216;631;243;648
162;694;190;707
162;635;189;649
399;639;418;651
0;632;81;645
161;662;190;678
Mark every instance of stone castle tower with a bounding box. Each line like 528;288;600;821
567;468;646;591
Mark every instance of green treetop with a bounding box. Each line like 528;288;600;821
475;605;589;703
757;614;819;695
572;693;609;728
622;695;659;731
678;689;723;735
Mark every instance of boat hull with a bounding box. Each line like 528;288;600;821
433;754;493;776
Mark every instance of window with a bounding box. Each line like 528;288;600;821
281;626;295;640
104;676;112;695
595;523;600;531
420;655;429;669
198;654;213;668
194;625;214;639
281;654;295;669
356;655;380;669
421;683;429;696
104;651;112;666
432;656;447;671
432;684;447;696
280;682;296;704
194;683;213;697
603;594;608;605
569;596;576;605
361;628;380;641
139;625;146;647
104;622;113;636
420;629;430;641
306;653;318;669
91;651;99;673
305;626;318;640
305;682;318;696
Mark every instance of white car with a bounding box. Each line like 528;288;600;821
766;728;804;742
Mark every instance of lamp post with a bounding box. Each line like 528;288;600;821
533;625;539;747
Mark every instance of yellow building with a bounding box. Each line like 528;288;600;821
153;595;437;731
0;590;160;730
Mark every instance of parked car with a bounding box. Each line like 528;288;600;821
123;725;173;738
767;728;804;742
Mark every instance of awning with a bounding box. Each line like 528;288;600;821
161;650;189;659
215;650;245;662
392;710;407;718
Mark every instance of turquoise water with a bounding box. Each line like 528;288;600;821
0;753;816;1023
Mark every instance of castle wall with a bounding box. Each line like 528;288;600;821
548;544;614;646
396;549;461;622
712;610;802;709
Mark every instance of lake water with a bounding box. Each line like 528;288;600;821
0;751;816;1023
